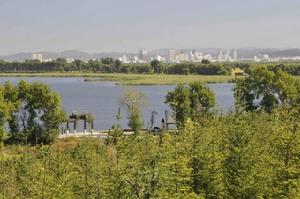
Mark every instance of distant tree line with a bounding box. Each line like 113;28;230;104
2;58;300;76
0;58;233;75
235;62;300;75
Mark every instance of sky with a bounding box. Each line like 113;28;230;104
0;0;300;55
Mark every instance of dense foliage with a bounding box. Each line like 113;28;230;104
236;67;300;113
234;62;300;76
165;82;216;125
120;89;145;134
1;107;300;198
2;58;300;76
0;81;66;146
0;58;232;75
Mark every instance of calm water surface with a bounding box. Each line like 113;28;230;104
0;77;235;130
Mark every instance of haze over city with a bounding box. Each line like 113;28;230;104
1;0;300;55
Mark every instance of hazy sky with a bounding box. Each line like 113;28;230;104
1;0;300;54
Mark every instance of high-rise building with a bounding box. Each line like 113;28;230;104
189;50;195;62
262;54;270;61
133;56;139;63
32;53;43;62
204;54;212;60
233;50;238;61
225;49;231;61
175;52;189;62
168;49;176;62
138;49;148;61
119;54;127;63
153;55;166;62
218;50;223;61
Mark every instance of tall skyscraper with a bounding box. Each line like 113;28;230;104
168;49;176;62
189;50;196;62
175;51;189;62
138;49;148;61
121;54;127;63
225;49;231;61
32;53;43;62
233;50;238;61
218;50;223;60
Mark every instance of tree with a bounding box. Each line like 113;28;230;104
88;59;102;72
165;84;191;126
189;82;216;116
267;108;300;198
74;59;84;71
101;57;114;65
165;82;216;126
201;59;210;64
151;59;163;73
113;59;122;72
186;119;224;198
235;67;300;113
121;89;146;135
0;85;17;146
4;81;66;145
221;115;269;198
2;82;20;143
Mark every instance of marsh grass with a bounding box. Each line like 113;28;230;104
0;72;234;85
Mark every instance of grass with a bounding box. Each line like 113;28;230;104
0;137;86;160
295;76;300;80
0;145;37;160
0;72;235;85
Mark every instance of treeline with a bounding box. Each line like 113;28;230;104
2;58;300;76
0;58;231;75
236;62;300;75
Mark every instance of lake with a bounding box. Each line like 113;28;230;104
0;77;235;130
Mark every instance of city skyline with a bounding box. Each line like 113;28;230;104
1;47;299;63
1;0;300;54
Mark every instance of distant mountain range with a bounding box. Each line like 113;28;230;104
1;48;300;61
0;50;137;62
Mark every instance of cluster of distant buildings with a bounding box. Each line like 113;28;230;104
118;49;239;64
32;49;300;64
31;53;43;62
31;53;75;63
119;49;237;63
252;54;300;62
119;49;300;64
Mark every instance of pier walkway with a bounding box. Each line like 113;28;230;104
59;130;134;139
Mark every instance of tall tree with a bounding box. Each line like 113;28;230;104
235;67;300;113
165;82;215;126
4;80;66;145
151;59;163;73
120;89;145;135
0;85;17;146
165;84;191;125
74;59;84;71
113;59;122;72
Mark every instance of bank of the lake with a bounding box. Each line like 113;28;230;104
0;72;234;85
